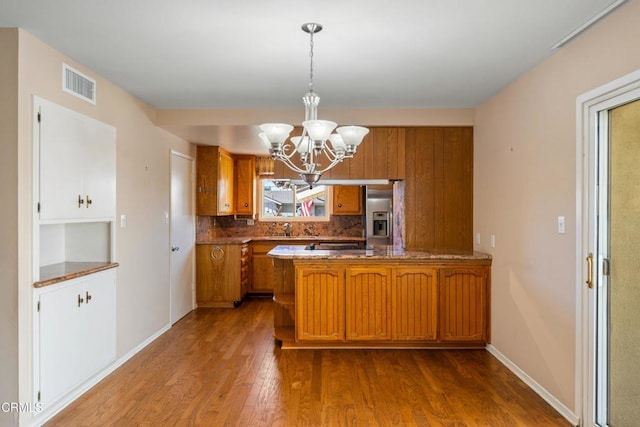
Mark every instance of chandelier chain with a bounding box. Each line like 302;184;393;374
309;29;314;93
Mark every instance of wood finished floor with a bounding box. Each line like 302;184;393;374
47;298;570;426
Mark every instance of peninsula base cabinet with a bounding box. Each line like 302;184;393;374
35;269;116;407
276;260;490;348
196;243;248;307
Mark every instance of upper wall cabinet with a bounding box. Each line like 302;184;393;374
315;127;406;180
36;97;116;222
234;155;256;216
196;146;235;216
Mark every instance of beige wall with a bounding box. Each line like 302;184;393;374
14;30;195;424
474;0;640;413
0;28;19;427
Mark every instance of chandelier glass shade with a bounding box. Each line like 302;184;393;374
259;23;369;187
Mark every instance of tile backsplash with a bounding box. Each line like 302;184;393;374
197;215;364;241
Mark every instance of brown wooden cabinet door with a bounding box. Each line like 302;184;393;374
196;146;235;216
439;267;488;342
196;146;219;216
250;248;276;293
333;185;362;215
296;267;345;341
235;155;256;215
345;267;392;340
196;244;241;306
217;150;234;214
393;267;438;340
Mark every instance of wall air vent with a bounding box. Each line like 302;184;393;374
62;63;96;104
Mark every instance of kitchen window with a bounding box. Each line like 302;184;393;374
259;179;330;221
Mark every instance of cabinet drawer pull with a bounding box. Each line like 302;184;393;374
211;246;224;261
86;291;92;304
337;203;343;208
78;294;84;307
78;195;85;208
244;202;249;208
85;195;92;207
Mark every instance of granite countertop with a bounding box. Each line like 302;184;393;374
197;236;366;245
267;245;492;261
35;262;119;288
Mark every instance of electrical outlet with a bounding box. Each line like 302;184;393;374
490;234;496;248
476;233;481;245
120;214;126;228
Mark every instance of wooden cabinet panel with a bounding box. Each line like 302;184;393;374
196;146;234;216
439;267;489;342
296;267;345;341
393;267;438;341
196;244;242;307
332;185;362;215
218;150;234;214
346;267;392;340
404;127;473;251
235;155;256;215
365;127;406;180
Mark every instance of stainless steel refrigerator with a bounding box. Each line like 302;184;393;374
365;186;393;246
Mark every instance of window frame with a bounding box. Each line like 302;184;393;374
257;179;332;222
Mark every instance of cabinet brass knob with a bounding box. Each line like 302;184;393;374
337;203;343;208
244;202;249;208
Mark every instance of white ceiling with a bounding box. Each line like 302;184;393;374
0;0;625;152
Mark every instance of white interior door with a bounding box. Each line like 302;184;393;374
170;151;195;324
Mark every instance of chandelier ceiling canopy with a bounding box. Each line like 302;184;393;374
259;23;369;187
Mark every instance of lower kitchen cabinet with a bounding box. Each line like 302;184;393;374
196;243;248;307
296;266;345;341
273;259;491;348
346;267;392;340
36;269;116;407
393;267;438;341
439;267;489;342
250;241;279;293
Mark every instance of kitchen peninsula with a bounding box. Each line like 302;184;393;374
268;245;492;349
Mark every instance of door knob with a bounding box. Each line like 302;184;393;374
171;246;180;252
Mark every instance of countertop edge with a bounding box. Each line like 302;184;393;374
34;262;120;288
267;245;492;262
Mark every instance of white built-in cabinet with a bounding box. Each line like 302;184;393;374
35;269;116;407
37;97;116;222
32;96;118;416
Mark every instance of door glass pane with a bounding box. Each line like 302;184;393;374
607;99;640;425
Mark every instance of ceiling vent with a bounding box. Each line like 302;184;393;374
62;63;96;104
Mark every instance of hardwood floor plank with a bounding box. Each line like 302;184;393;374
47;298;570;426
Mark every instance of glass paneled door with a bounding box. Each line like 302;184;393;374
594;99;640;426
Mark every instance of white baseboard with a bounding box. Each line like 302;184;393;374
486;344;580;426
29;323;171;427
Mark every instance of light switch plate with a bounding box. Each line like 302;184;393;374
120;214;126;228
558;216;566;234
490;234;496;248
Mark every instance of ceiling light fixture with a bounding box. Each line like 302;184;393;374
259;23;369;188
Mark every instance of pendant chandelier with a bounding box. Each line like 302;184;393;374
259;23;369;187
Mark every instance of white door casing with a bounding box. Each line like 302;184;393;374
170;151;195;324
576;69;640;426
